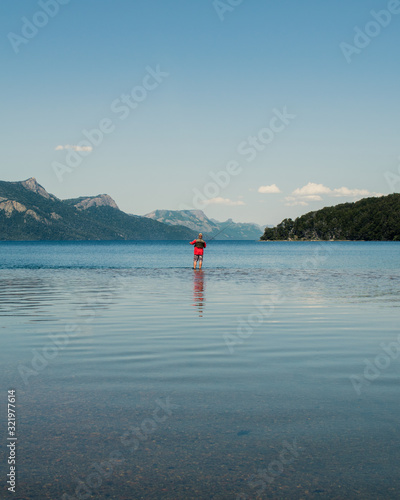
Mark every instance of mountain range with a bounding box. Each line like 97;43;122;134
0;178;264;241
145;209;263;240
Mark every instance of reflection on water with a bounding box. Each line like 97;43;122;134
1;242;400;499
192;270;206;317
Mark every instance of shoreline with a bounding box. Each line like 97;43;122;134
259;239;399;242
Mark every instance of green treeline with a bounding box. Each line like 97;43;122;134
261;194;400;241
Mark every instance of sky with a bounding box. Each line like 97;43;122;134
1;0;399;225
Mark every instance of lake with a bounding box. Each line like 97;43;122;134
0;241;399;499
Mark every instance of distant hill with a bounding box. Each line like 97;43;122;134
0;178;195;241
145;209;263;240
261;194;400;241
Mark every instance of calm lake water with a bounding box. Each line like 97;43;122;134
0;241;399;499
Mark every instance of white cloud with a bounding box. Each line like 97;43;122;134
258;183;282;194
292;182;331;196
331;187;370;197
302;195;323;201
285;182;383;207
55;144;93;152
203;197;245;206
284;197;308;206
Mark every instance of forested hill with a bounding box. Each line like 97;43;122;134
261;194;400;241
0;178;195;241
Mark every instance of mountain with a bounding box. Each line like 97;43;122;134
0;178;195;241
261;194;400;241
20;177;58;201
64;194;119;210
145;209;263;240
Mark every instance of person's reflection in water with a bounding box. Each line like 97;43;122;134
192;270;206;317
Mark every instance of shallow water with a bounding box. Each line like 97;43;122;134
0;241;399;499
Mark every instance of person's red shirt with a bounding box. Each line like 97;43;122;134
190;239;206;255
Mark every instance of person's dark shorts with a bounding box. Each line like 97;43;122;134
193;254;203;262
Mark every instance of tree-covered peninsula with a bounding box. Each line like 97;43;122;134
261;194;400;241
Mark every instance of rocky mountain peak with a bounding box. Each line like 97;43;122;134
71;194;119;210
20;177;56;200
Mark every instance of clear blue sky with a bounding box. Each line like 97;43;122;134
1;0;399;225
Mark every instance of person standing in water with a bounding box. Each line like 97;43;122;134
190;233;206;270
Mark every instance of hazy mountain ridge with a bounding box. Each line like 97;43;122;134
261;194;400;241
145;209;263;240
